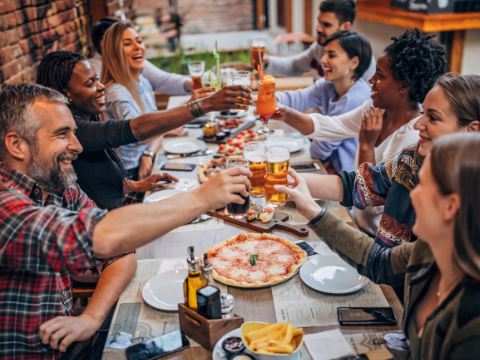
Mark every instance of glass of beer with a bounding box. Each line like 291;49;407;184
232;70;251;113
226;158;250;218
265;146;290;207
257;75;276;135
188;61;205;90
243;141;266;198
251;36;266;71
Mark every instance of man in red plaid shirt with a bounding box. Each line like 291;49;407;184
0;84;252;360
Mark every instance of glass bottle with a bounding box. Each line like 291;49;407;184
183;246;205;310
200;253;216;286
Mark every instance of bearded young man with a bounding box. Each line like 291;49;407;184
264;0;375;83
0;84;251;360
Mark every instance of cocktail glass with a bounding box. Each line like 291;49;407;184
256;75;276;135
201;70;221;92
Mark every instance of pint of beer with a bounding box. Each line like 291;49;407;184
251;36;266;71
232;71;251;113
188;61;205;91
265;146;290;206
243;141;266;198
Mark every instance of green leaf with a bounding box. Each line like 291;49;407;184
250;254;258;266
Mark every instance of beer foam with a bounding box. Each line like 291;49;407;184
266;147;289;162
244;152;266;162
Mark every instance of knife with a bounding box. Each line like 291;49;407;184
186;214;212;225
167;150;213;159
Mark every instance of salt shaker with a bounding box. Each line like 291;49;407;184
221;293;234;319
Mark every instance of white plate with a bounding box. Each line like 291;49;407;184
142;269;187;311
300;255;369;294
265;137;304;153
163;139;206;154
143;189;188;203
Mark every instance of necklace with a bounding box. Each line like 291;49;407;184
437;276;462;300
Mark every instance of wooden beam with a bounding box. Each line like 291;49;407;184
90;0;108;24
449;30;466;74
285;0;292;33
256;0;265;29
304;0;312;35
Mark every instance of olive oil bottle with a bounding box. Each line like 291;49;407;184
183;246;206;310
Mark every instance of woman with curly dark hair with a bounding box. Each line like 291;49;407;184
270;29;448;238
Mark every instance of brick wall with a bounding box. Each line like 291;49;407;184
134;0;255;34
0;0;91;87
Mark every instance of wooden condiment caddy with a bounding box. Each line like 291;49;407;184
178;303;244;351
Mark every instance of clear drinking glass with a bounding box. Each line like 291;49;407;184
201;70;221;91
232;70;251;113
251;36;266;71
257;75;276;135
188;61;205;91
226;158;250;218
243;142;267;198
264;146;290;207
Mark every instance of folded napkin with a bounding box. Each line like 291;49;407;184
304;329;354;360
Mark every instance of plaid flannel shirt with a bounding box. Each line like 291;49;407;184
0;162;110;360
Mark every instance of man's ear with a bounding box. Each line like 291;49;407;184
399;82;411;95
4;132;30;161
340;21;352;31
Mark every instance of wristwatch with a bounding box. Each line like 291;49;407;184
142;150;155;158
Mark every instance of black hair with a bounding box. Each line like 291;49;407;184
325;30;372;81
36;51;85;97
91;17;119;55
320;0;356;25
384;28;448;104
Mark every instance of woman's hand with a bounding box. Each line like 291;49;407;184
253;100;288;123
127;173;179;193
187;87;215;103
199;85;252;113
138;155;154;180
273;169;322;221
359;107;383;149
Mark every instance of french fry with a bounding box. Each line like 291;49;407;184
246;323;282;342
290;337;296;349
282;322;294;345
292;328;305;337
264;344;294;354
254;342;270;351
249;324;285;349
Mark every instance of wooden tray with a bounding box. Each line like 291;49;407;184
206;210;309;237
198;120;255;144
178;303;244;351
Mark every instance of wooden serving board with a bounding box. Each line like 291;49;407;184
198;120;255;144
206;209;309;237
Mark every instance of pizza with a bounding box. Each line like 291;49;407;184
197;157;227;183
218;129;265;156
204;233;308;287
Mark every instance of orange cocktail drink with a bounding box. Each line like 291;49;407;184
257;75;276;119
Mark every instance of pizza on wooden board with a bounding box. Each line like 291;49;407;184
204;233;308;288
197;157;227;183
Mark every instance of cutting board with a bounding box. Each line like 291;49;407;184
206;209;309;237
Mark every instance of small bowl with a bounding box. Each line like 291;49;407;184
231;353;256;360
241;322;303;360
222;336;246;359
215;131;227;141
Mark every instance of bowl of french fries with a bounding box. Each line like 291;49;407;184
241;321;304;360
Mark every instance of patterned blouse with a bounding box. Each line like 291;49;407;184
338;149;420;247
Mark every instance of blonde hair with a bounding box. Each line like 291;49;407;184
101;21;146;114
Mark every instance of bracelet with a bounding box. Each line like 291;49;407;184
186;101;200;118
195;100;204;117
307;207;327;227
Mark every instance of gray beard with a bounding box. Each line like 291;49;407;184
27;150;78;193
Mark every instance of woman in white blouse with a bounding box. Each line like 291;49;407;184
270;29;448;236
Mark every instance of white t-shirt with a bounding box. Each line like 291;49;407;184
307;98;420;236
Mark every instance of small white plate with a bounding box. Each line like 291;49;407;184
143;189;188;203
265;137;304;153
163;139;206;154
212;328;252;360
300;256;369;294
142;269;187;311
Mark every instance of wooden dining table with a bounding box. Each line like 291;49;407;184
103;118;404;360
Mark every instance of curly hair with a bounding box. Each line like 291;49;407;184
36;51;85;98
384;28;448;104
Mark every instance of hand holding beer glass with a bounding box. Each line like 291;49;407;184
226;158;250;218
257;75;277;135
188;61;205;91
232;71;251;113
243;142;266;198
265;146;290;207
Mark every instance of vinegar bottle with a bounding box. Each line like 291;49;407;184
183;246;206;310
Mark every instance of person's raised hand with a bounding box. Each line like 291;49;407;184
274;169;322;221
253;100;288;123
187;87;215;103
359;107;383;150
192;166;252;211
199;85;252;113
262;52;269;65
39;314;100;353
129;173;179;193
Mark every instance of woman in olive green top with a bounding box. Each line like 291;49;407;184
277;132;480;359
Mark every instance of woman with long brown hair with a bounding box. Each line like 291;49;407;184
279;132;480;359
